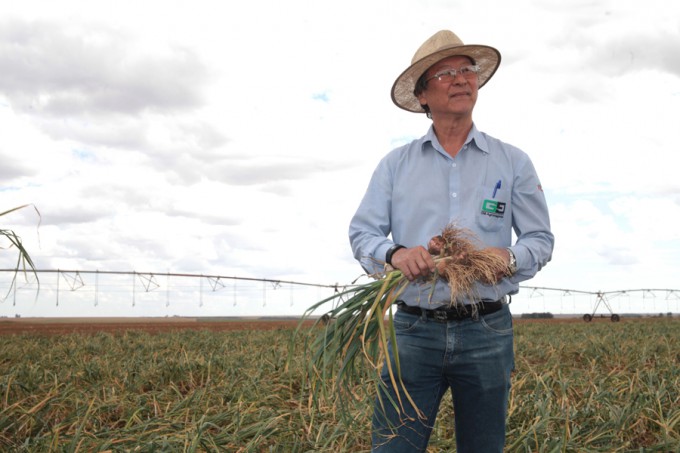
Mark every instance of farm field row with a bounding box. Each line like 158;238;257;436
0;314;627;336
1;318;678;451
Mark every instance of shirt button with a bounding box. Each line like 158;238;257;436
452;162;457;167
451;192;457;198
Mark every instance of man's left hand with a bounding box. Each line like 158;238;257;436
483;247;512;283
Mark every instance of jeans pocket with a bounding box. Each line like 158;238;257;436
392;310;421;333
480;305;513;335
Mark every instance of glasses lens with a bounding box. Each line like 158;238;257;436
433;65;479;83
436;72;454;83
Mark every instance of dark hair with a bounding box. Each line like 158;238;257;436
413;73;431;117
414;73;429;97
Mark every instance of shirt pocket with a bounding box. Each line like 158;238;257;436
475;186;510;232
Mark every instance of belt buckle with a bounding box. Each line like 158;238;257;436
433;310;449;322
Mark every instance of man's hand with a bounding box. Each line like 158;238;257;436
483;247;512;283
390;246;436;281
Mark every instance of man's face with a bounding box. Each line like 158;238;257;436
417;55;479;118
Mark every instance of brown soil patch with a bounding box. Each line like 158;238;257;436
1;315;647;336
0;318;314;336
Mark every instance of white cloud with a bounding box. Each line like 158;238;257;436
2;0;680;316
0;20;207;117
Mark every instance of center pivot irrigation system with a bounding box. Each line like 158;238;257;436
1;269;679;322
525;286;680;322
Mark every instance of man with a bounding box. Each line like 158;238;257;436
349;30;554;452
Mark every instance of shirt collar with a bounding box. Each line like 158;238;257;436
422;123;490;155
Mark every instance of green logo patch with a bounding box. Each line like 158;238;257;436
481;199;506;217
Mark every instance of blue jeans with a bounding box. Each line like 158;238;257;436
372;303;514;452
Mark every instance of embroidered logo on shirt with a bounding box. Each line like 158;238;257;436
481;199;506;218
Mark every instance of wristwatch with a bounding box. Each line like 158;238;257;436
506;248;517;276
386;244;406;265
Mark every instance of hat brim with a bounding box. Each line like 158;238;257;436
391;44;501;113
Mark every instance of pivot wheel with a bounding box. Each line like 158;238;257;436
583;314;593;322
611;314;620;322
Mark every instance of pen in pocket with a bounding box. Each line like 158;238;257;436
492;180;501;198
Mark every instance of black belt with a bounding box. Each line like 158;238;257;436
397;299;504;322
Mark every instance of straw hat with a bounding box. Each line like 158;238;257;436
391;30;501;113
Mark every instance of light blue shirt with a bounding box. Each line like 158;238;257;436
349;124;554;308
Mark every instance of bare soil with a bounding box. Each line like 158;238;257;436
2;314;637;336
0;317;314;335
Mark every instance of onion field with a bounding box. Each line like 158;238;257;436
1;318;678;451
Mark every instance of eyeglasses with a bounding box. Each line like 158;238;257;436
426;65;481;83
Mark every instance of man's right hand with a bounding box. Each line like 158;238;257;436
390;246;436;281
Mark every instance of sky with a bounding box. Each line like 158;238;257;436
1;0;680;317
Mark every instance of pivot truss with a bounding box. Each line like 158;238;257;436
522;286;680;322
